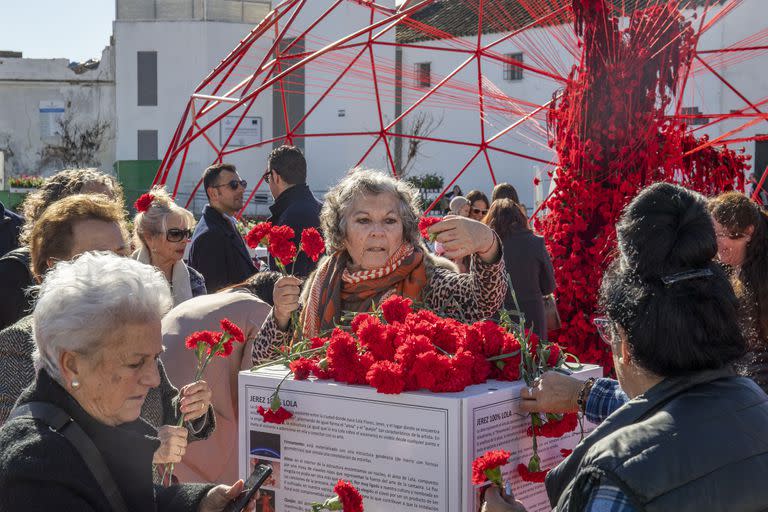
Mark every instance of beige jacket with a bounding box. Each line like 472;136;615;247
161;289;271;484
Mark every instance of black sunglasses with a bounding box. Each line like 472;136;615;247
262;170;272;184
213;179;247;191
166;228;193;243
472;207;488;215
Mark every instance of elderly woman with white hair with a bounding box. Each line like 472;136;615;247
252;168;508;364
133;186;206;304
0;253;253;511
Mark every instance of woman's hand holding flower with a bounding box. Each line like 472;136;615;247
179;380;213;422
428;215;499;263
272;275;302;331
153;425;188;464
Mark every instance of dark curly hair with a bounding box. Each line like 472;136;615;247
599;182;745;377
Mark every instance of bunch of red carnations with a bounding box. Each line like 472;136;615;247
245;221;325;271
162;318;245;484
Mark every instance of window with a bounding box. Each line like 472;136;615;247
681;106;708;126
137;51;158;106
137;130;158;160
415;62;431;88
504;53;524;81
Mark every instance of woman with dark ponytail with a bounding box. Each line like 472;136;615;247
709;192;768;391
484;183;768;512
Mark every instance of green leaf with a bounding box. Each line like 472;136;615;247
270;393;282;412
528;453;541;472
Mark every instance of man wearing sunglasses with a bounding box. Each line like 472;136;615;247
264;145;322;277
189;163;257;292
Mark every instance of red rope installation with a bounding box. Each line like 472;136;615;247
537;0;749;373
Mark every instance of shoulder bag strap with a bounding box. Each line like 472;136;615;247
10;402;130;512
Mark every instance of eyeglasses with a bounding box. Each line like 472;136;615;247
262;170;272;184
715;231;747;240
592;316;616;346
212;179;247;191
166;228;193;242
472;208;489;216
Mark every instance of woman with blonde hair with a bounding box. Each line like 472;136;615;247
132;186;206;305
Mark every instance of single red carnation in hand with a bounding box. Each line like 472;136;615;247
245;221;272;249
380;295;413;324
185;330;219;350
134;193;155;213
300;228;325;262
268;225;298;267
472;450;511;485
418;216;442;239
220;318;245;343
257;405;293;424
366;361;405;394
527;413;579;438
289;358;315;380
517;463;549;482
333;480;364;512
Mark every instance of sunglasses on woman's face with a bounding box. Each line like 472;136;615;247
213;179;247;191
472;207;488;215
166;228;193;243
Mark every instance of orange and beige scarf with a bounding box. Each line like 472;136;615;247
301;243;427;338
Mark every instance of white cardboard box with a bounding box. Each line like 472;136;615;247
238;365;601;512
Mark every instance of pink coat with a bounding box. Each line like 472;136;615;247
161;289;271;484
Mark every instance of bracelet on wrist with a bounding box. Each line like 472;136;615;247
577;377;596;414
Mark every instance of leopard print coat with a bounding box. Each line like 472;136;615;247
251;247;508;365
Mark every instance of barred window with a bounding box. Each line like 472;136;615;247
415;62;431;88
504;53;523;81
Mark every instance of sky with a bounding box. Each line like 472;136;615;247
1;1;115;62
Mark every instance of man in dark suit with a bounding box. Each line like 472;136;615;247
188;163;256;292
0;201;23;257
265;145;322;277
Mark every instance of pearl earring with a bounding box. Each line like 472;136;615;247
72;380;80;389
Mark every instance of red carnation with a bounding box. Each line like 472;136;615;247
218;339;234;357
418;216;442;240
546;343;562;367
185;330;219;350
357;317;395;361
533;177;541;186
289;358;315;380
380;295;413;324
333;480;364;512
257;405;293;424
472;450;510;486
517;464;549;482
366;361;405;394
220;318;245;343
527;413;579;438
300;227;326;262
268;225;298;267
245;221;272;249
134;193;155;213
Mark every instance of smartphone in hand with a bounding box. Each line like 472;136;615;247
224;464;273;512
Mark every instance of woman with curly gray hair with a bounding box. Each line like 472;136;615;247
252;168;508;364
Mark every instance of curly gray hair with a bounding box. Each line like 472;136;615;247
33;251;172;384
321;168;422;253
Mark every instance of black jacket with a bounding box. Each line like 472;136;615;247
267;183;322;278
0;202;23;257
499;231;556;338
0;369;213;511
188;205;256;292
0;247;33;331
546;368;768;511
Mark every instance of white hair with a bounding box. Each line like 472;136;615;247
33;251;173;384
